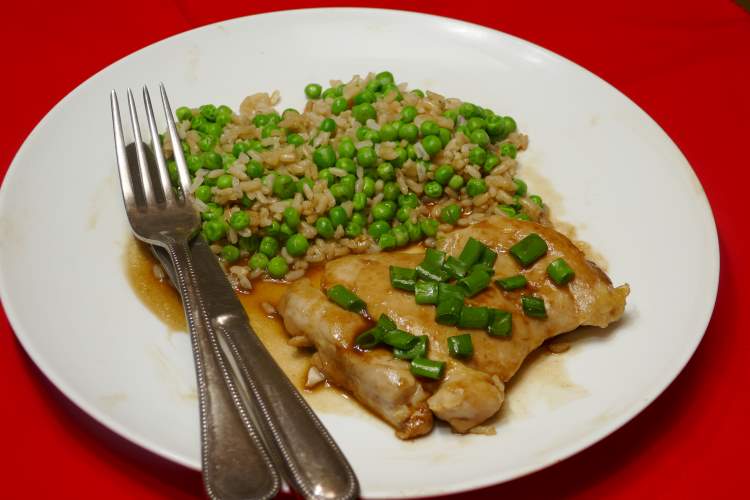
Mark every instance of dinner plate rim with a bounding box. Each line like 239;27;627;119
0;7;720;497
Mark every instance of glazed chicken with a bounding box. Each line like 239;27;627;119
278;216;629;438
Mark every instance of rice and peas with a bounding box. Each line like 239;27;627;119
162;71;547;289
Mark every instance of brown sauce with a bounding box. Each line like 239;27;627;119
123;238;365;416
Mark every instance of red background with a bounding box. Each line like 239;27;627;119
2;1;748;498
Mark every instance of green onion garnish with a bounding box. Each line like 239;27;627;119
521;296;547;318
435;297;463;325
382;329;418;350
458;237;484;266
377;313;397;332
479;247;498;269
547;258;575;285
458;306;490;329
458;268;491;297
326;284;366;313
394;335;428;360
415;280;440;304
354;327;384;349
410;357;446;379
416;248;450;282
390;266;417;291
487;310;512;337
448;334;474;358
438;282;466;303
509;233;548;267
444;256;469;279
495;275;528;291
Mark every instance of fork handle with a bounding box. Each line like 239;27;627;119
165;239;280;500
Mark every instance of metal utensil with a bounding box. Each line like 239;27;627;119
111;84;359;500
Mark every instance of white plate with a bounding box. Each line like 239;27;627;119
0;8;718;498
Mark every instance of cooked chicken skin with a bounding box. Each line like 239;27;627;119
277;216;628;437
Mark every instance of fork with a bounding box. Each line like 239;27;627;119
111;86;279;500
111;85;359;500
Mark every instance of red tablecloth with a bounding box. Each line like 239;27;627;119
2;1;748;498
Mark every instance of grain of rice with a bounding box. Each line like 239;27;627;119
261;302;277;316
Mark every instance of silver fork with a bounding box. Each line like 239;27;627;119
111;86;279;500
111;85;359;500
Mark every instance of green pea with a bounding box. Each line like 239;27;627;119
470;129;490;147
378;232;397;250
335;157;356;174
440;203;461;224
345;221;362;237
191;115;207;131
222;154;237;168
515;213;531;221
252;114;270;128
350;213;366;227
333;138;353;159
468;146;487;165
398;123;419;143
246;160;264;178
296;177;314;193
329;206;349;227
356;127;370;141
215;174;232;189
434;165;454;185
467;117;486;132
259;236;279;257
286;234;309;257
351;192;366;211
203;219;226;242
199;104;217;121
375;71;395;87
484;154;500;173
246;139;263;152
330;97;348;115
354;90;376;105
231;141;247;157
396;206;411;222
372;201;395;221
316;217;335;239
502;116;517;134
167;160;179;184
228;211;250;231
392;225;410;247
305;83;322;99
368;220;390;239
261;124;277;138
283;207;300;229
318;168;336;187
186;154;204;173
352;103;376;124
404;221;422;242
362;177;376;197
391;147;408;167
176;106;193;122
264;220;281;237
313;145;337;169
216;107;233;127
380;123;399;142
320;118;336;133
201;203;223;221
530;194;543;207
455;125;470;138
448;174;464;190
421;135;442;156
267;256;288;278
273;174;296;199
383;182;400;201
321;87;336;99
466;178;488;197
486;115;505;137
500;143;518;159
420;120;439;137
221;244;240;262
203;122;223;138
424;181;443;198
411;89;425;98
419;217;439;237
249;253;269;270
357;147;377;168
498;204;516;217
364;128;381;143
382;83;402;100
195;185;212;203
398;193;419;208
287;133;305;146
513;178;528;196
443;109;458;121
459;102;477;118
181;141;190;155
329;183;348;202
401;106;418;123
340;173;356;188
198;134;216;152
377;162;395;180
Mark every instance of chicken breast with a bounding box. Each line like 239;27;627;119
277;216;629;437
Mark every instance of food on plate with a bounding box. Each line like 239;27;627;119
277;216;629;437
154;72;628;437
161;72;541;288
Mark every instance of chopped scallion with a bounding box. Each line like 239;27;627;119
495;275;528;291
487;310;512;337
521;296;547;318
448;334;474;358
377;314;397;332
479;247;498;269
458;237;484;266
416;248;450;282
390;266;417;291
509;233;548;267
435;297;463;325
547;258;575;285
326;284;366;313
354;327;384;349
444;255;469;279
458;306;490;329
438;282;466;303
410;357;446;379
382;329;418;350
394;335;428;360
415;280;440;304
458;268;491;297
